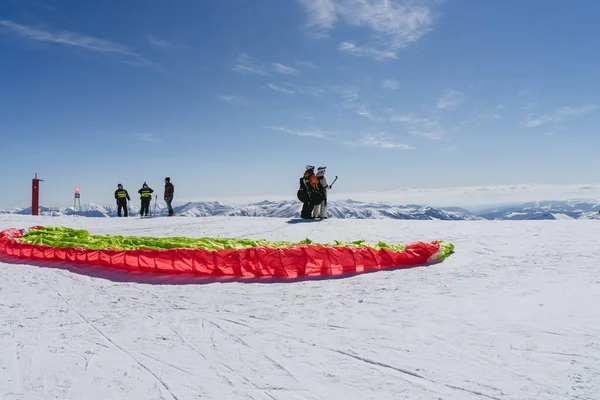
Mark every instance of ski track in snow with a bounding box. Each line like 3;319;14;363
0;215;599;399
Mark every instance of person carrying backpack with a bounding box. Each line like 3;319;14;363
298;165;320;219
114;183;131;217
138;182;154;217
312;166;330;219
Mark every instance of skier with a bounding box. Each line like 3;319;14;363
312;166;329;219
138;182;154;217
114;183;131;217
298;165;320;219
164;177;175;216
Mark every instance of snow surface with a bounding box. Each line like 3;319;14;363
1;215;599;400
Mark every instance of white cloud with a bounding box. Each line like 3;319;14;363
217;95;246;104
524;101;539;110
298;0;437;60
437;89;463;110
134;133;163;143
263;125;329;138
350;132;415;150
0;19;153;67
267;83;295;94
339;41;397;60
331;85;381;119
297;0;337;30
391;114;444;140
332;85;360;107
146;35;186;49
272;63;300;75
356;106;385;121
231;53;268;75
381;79;399;89
461;111;503;126
233;56;309;77
295;60;320;70
525;104;599;128
286;83;325;97
410;130;442;140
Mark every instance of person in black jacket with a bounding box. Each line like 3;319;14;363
114;183;131;217
138;182;154;217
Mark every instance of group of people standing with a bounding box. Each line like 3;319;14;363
113;169;333;220
114;177;175;217
298;165;333;219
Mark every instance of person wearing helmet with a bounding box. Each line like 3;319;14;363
114;183;131;217
138;182;154;217
312;166;329;219
164;177;175;216
298;165;320;219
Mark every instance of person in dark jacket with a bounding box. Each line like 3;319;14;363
164;177;175;216
114;183;131;217
299;165;320;219
138;182;154;217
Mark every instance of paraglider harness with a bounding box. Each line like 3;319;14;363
297;174;322;205
297;174;337;205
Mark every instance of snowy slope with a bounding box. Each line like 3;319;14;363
1;215;599;400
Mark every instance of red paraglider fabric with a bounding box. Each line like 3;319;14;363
0;227;443;278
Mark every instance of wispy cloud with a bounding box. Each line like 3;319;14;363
295;60;320;70
286;82;326;97
217;95;246;105
135;133;163;143
391;114;444;140
272;63;300;75
331;85;381;119
233;54;309;77
349;132;415;150
298;0;437;60
339;41;397;60
381;79;399;89
147;35;186;49
410;130;442;140
525;104;599;127
437;89;463;110
0;20;153;67
232;53;268;75
524;101;539;110
263;125;329;138
297;0;337;30
461;110;503;126
356;106;385;121
332;85;360;107
267;83;295;94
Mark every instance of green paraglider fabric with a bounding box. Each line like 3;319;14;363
18;226;423;252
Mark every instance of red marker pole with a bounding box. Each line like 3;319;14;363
31;173;43;215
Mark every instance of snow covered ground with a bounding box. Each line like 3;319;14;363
1;215;599;400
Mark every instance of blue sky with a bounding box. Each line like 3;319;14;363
2;0;600;209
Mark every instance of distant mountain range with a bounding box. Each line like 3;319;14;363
2;199;599;220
